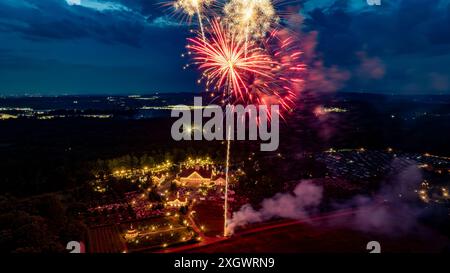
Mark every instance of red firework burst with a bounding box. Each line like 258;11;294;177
256;28;307;113
187;19;306;116
187;19;275;101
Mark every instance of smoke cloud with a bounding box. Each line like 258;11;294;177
228;160;428;237
227;180;323;234
331;161;425;235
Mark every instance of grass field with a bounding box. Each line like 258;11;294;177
193;201;225;237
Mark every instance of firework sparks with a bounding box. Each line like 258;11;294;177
187;19;276;103
255;29;306;114
173;0;213;17
187;20;279;238
173;0;214;40
224;0;279;41
188;21;305;115
161;1;306;238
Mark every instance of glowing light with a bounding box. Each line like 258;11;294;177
224;0;278;41
161;1;306;240
173;0;213;17
250;29;306;114
188;20;276;104
191;27;306;114
173;0;213;41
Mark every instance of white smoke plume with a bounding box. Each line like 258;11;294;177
227;180;323;234
227;160;428;237
331;162;425;235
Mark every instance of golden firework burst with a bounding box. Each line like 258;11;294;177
224;0;279;41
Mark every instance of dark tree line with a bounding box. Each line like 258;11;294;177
0;194;87;253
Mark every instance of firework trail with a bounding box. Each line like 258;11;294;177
161;0;306;237
171;0;214;41
187;19;305;236
224;123;232;236
188;19;274;236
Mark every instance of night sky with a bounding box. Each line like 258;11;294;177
0;0;449;95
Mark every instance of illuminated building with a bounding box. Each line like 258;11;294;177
166;192;188;208
124;224;139;241
176;165;213;187
175;164;227;187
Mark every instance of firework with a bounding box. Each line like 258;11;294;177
187;21;275;238
188;21;305;115
254;29;306;114
187;19;276;103
173;0;214;40
224;0;279;41
161;2;306;238
173;0;213;16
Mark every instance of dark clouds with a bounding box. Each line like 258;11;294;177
0;0;154;46
302;0;450;93
0;0;449;94
0;0;198;94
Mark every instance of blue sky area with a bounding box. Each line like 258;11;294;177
0;0;449;95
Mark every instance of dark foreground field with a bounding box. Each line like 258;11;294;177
182;207;450;253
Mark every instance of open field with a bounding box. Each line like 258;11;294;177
172;206;450;253
193;201;225;237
